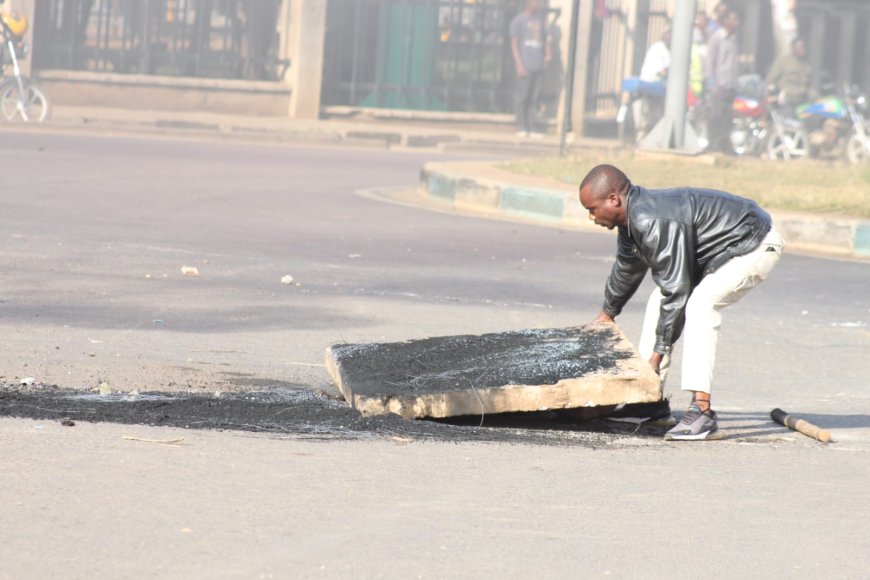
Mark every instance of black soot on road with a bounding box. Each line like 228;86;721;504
0;385;667;447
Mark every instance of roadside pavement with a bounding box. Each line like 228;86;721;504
40;105;620;156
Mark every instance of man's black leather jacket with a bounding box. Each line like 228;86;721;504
602;185;771;354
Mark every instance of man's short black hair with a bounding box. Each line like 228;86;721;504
579;164;631;198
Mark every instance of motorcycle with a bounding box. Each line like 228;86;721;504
729;75;809;160
729;92;766;156
796;85;870;164
0;1;50;123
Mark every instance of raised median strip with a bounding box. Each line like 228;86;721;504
420;161;870;260
420;161;596;233
857;224;870;257
500;187;566;222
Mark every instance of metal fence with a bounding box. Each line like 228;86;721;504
32;0;287;80
320;0;562;115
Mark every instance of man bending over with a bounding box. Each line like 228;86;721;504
579;165;783;440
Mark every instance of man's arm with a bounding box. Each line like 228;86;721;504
654;43;670;79
510;18;527;77
595;227;648;324
636;217;696;354
511;36;527;76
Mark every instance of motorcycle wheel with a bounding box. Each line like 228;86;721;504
766;126;809;160
845;128;870;164
730;118;755;156
0;81;51;123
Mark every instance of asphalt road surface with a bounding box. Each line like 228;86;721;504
1;130;868;578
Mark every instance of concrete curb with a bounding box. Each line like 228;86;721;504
420;161;870;260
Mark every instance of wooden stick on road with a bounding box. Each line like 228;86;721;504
770;408;832;443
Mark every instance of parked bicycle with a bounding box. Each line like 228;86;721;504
0;2;50;123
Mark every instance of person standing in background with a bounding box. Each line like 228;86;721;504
706;1;729;37
511;0;552;138
766;37;814;109
705;8;740;154
634;28;671;142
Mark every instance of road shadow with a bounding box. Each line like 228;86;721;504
435;407;670;439
714;410;863;441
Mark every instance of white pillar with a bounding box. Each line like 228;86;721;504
8;0;35;77
282;0;327;119
640;0;701;152
570;0;594;136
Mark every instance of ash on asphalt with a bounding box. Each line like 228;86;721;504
0;385;667;447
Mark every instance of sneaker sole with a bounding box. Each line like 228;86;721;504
664;429;724;441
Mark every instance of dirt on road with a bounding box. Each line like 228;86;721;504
0;384;672;447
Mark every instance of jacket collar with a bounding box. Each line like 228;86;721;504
624;184;640;231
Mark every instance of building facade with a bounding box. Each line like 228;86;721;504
8;0;870;133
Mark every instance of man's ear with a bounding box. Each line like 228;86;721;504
607;192;622;206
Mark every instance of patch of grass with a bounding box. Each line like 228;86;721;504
503;154;870;218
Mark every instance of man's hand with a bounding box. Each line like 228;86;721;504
516;63;528;77
590;310;615;325
648;352;664;375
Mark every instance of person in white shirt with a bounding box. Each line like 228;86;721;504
633;29;671;142
640;29;671;83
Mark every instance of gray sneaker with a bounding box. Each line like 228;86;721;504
664;404;723;441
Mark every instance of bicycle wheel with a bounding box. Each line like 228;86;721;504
0;81;51;123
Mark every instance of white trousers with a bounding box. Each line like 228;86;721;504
638;227;784;394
